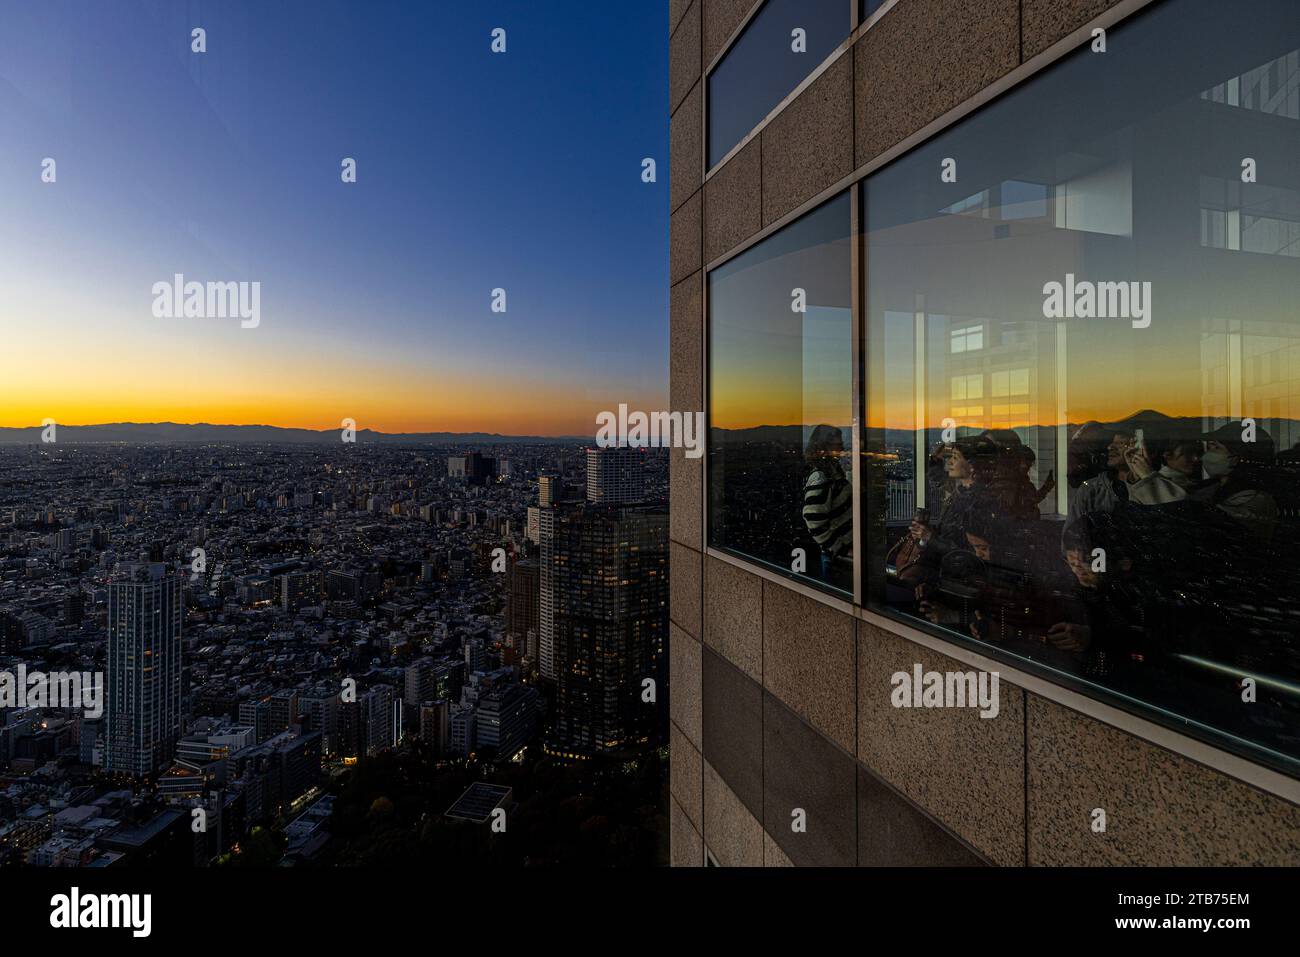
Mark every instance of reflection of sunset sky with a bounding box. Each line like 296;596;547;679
714;5;1299;444
0;2;667;436
866;208;1300;435
710;196;852;432
862;5;1300;441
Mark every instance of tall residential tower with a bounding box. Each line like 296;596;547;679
106;563;183;778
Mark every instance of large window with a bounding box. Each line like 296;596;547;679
863;0;1300;772
710;193;853;595
707;0;851;168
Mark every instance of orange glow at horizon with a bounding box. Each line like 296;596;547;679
0;370;665;437
0;392;662;437
861;402;1217;434
711;388;1217;433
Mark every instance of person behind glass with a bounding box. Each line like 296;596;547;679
1125;432;1202;503
802;424;852;581
920;507;1003;632
909;434;999;560
1048;522;1150;679
924;440;949;509
1023;445;1056;506
1127;421;1279;544
982;429;1047;518
1063;424;1134;547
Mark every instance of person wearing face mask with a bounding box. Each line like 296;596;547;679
1200;424;1280;544
1126;422;1278;543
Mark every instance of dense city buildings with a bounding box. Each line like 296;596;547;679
671;0;1300;866
0;437;667;866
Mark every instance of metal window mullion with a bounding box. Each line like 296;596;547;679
850;181;863;607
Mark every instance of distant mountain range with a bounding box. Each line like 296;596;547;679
713;411;1300;450
0;422;586;446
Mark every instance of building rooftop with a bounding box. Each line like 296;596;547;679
444;782;511;823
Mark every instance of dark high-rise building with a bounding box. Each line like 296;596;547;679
0;610;21;655
279;569;322;611
545;503;668;756
106;563;183;778
268;690;300;736
61;590;85;625
239;697;272;744
449;452;497;485
298;691;341;756
478;683;540;760
506;558;540;643
339;685;397;757
405;658;436;708
538;506;558;680
326;567;363;603
419;699;450;756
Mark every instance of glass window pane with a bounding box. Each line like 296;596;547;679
707;0;851;168
863;0;1300;773
861;0;890;23
710;193;853;595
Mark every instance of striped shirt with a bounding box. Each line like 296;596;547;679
803;467;852;557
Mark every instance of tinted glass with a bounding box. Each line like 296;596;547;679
707;0;851;167
863;0;1300;772
710;193;853;595
861;0;890;22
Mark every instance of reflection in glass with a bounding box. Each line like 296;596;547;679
863;0;1300;772
707;0;850;167
710;193;852;595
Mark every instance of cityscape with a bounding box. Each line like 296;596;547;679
0;0;1295;937
0;437;669;867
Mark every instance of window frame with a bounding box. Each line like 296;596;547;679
704;189;858;600
703;0;868;178
855;0;1300;780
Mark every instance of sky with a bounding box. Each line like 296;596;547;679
0;0;669;435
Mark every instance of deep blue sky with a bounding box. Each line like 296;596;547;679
0;0;669;434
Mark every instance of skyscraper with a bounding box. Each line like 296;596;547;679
448;452;496;485
477;683;540;760
106;563;182;778
538;505;557;680
506;558;540;646
585;447;647;505
545;503;668;755
538;475;561;507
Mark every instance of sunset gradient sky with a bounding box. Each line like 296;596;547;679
0;0;668;436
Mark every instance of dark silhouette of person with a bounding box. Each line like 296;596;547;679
802;424;852;580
